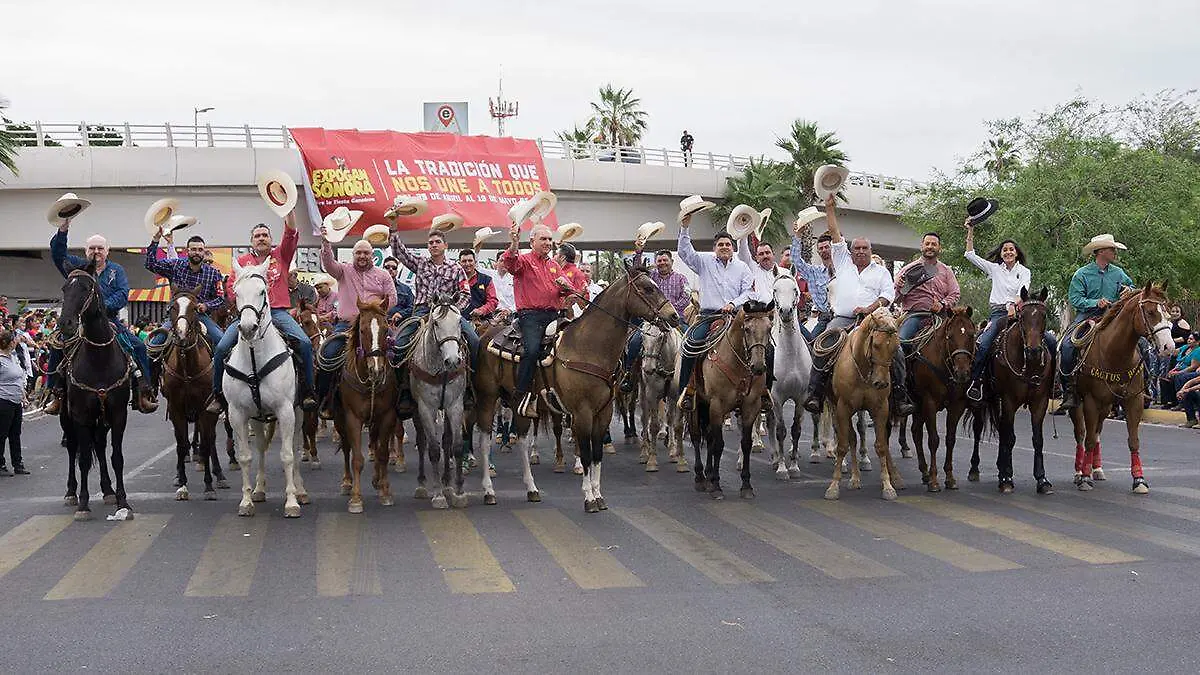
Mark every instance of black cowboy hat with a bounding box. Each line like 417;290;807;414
966;197;999;225
898;263;935;295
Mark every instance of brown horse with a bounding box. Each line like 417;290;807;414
296;300;324;468
687;303;774;500
1069;282;1173;493
824;308;904;501
970;286;1056;493
472;264;677;512
906;307;976;492
333;300;398;513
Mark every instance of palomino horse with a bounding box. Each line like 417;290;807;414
905;307;976;492
297;300;324;468
637;322;686;472
1068;282;1173;493
332;300;397;513
824;308;904;501
58;265;132;519
970;286;1056;493
224;259;309;518
688;302;775;500
473;264;676;511
161;288;226;500
766;274;812;480
406;297;468;509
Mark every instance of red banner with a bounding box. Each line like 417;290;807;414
289;128;557;236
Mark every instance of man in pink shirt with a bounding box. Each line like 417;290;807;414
315;237;397;417
208;212;318;413
503;223;568;418
893;231;962;410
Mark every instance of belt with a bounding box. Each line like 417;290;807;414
518;308;557;313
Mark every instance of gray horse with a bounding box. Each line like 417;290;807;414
407;298;469;509
637;323;687;472
766;275;813;479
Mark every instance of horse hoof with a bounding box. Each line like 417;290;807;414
968;469;980;482
217;479;230;490
709;488;724;501
1093;468;1107;481
604;443;616;455
1076;478;1094;492
585;500;599;513
927;482;942;493
414;486;429;500
73;509;92;521
204;490;217;501
300;454;309;463
595;496;608;510
824;485;840;501
900;449;914;459
484;493;497;506
775;468;789;481
527;491;541;503
999;482;1014;494
64;495;78;507
676;462;690;473
310;461;321;471
396;461;407;474
573;464;584;476
229;460;240;471
348;500;364;514
645;461;659;473
945;477;958;490
809;452;822;464
739;488;755;500
529;452;540;465
921;474;930;485
751;444;763;454
1037;481;1055;495
432;495;448;509
859;461;872;473
1132;478;1150;495
694;479;707;492
379;494;395;507
284;505;301;518
297;493;311;505
175;487;189;501
849;478;862;490
238;503;255;517
103;494;118;506
172;478;184;488
554;461;565;474
787;466;802;479
637;451;648;464
882;487;898;501
251;491;266;503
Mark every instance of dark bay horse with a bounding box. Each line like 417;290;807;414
906;307;976;492
297;299;324;468
58;265;132;520
970;286;1056;493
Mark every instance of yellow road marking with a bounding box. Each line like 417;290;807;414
706;503;900;579
515;509;644;590
316;513;380;597
185;515;268;597
45;515;171;600
0;516;73;582
616;507;774;584
900;497;1139;564
417;511;514;594
801;500;1022;572
1083;490;1200;523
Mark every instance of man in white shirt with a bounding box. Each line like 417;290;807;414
492;256;516;316
736;235;780;392
801;195;910;415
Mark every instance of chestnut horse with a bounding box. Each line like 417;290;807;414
906;307;976;492
296;300;324;468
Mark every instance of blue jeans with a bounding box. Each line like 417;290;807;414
971;307;1009;381
148;314;224;349
515;309;557;394
316;320;353;402
213;308;314;396
677;312;722;390
623;318;645;371
394;306;481;369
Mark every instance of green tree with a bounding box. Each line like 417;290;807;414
982;137;1021;182
0;95;18;178
774;119;849;205
555;122;598;159
712;159;802;246
588;84;648;147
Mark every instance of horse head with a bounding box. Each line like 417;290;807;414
353;298;390;381
59;267;102;337
428;292;464;372
860;308;899;390
170;283;203;342
942;306;976;385
739;300;775;376
623;264;678;328
232;258;272;341
771;274;801;325
1018;286;1050;368
640;322;678;376
1139;280;1174;358
296;299;323;343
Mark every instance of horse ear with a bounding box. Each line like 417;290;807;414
191;283;202;297
1020;286;1029;302
1160;279;1169;293
965;305;973;318
84;257;98;276
1038;285;1049;301
231;256;243;278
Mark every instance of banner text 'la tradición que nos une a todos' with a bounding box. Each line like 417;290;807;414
289;128;557;236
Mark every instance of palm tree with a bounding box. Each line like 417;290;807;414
0;95;18;178
555;122;598;159
588;84;648;147
775;119;849;205
982;137;1021;182
712;159;803;246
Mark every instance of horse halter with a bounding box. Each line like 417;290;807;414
1013;299;1048;370
854;320;896;384
941;315;975;383
235;273;272;340
1134;294;1171;344
626;270;673;326
62;270;116;347
640;325;676;377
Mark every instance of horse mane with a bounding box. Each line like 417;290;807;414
1095;287;1141;330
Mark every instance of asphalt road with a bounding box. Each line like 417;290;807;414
2;405;1200;673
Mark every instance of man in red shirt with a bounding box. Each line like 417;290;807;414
207;212;317;413
459;249;498;320
502;223;567;418
554;243;590;312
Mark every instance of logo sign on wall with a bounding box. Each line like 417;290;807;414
423;102;468;135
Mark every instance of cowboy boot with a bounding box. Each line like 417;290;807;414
517;391;538;419
891;381;915;417
43;386;66;415
619;372;635;394
1058;375;1080;411
802;370;827;414
205;391;226;415
318;390;336;421
299;384;318;412
136;380;159;414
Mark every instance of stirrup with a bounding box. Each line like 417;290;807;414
966;381;984;402
517;392;538;419
205;392;226;414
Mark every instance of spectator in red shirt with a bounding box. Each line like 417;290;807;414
554;244;590;313
501;223;561;418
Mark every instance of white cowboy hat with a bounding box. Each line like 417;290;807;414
322;206;363;243
507;191;557;227
556;222;585;243
756;208;772;239
814;165;850;200
311;273;336;288
1081;233;1128;256
384;195;428;219
430;213;463;234
725;204;763;240
677;195;715;222
256;169;298;218
472;226;499;252
46;192;91;226
362;224;391;247
792;206;826;232
635;221;665;242
143;197;181;236
162;214;197;236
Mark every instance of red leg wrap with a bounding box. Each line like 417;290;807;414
1074;444;1086;474
1130;451;1144;479
1093;441;1102;468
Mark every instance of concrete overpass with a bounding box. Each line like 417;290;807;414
0;121;923;300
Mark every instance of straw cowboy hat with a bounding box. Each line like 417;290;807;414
725;204;763;240
472;226;499;252
756;208;772;239
556;222;585;243
256;170;298;218
792;206;826;233
508;191;557;227
1081;233;1128;256
46;192;91;226
143;197;181;236
362;224;391;246
636;221;665;243
677;195;715;223
311;273;336;289
321;206;363;243
431;213;463;234
161;214;197;237
813;165;850;200
384;195;428;219
965;197;999;225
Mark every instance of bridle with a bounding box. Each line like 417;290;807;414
235;273;272;341
738;311;774;373
1135;294;1171;344
640;324;677;378
772;276;800;328
852;319;897;385
62;270;116;348
625;270;673;327
941;314;975;385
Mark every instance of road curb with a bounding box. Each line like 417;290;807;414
1049;400;1188;426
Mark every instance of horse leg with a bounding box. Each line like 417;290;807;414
969;406;984;482
289;419;310;507
705;404;725;500
591;408;612;511
345;411;365;514
912;403;929;485
1030;398;1053;494
808;409;823;462
997;402;1017;492
871;402;898;500
787;404;803;476
898;413;913;459
670;399;688;472
275;407;301;518
943;404;965;490
89;427;115;503
1075;399;1099;491
230;412;256;516
1124;395;1149;494
73;423;94;519
924;404;942;492
552;413;565;472
63;422;79;507
335;413;352;496
825;402;853;500
374;415;396;507
515;415;541;503
200;412;220;498
739;415;755;499
822;405;837;459
691;405;706;491
413;418;430;500
639;390;654;467
855;411;871;471
172;412;190;499
225;416;238;469
251;420;269;502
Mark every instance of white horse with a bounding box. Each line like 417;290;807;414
638;322;687;472
410;299;469;510
767;275;812;480
224;259;308;518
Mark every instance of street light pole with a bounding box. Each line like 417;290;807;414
193;106;214;147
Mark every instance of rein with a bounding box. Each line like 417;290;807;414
60;271;132;414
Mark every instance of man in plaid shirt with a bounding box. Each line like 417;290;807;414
620;248;691;393
144;232;227;347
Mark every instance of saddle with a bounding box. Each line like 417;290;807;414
485;316;567;365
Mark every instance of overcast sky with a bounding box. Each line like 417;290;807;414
5;0;1197;179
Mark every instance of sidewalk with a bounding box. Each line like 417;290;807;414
1049;399;1189;426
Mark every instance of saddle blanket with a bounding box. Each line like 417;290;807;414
485;320;558;366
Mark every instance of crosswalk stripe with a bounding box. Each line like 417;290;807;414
1082;490;1200;523
706;503;900;580
900;497;1140;565
316;513;381;597
1153;487;1200;503
514;509;644;590
45;515;171;600
616;507;774;584
0;516;73;582
800;500;1022;572
417;511;514;594
977;494;1200;558
185;515;268;597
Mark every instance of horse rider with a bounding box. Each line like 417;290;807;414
313;275;339;325
315;236;398;418
619;248;690;393
458;248;498;321
143;229;227;352
388;223;477;413
382;255;416;324
44;220;158;414
801;195;900;415
554;242;590;313
675;213;755;412
736;232;781;395
492;256;517;319
287;270;318;313
207;212;318;414
1058;233;1141;411
790;225;835;339
892;231;959;412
